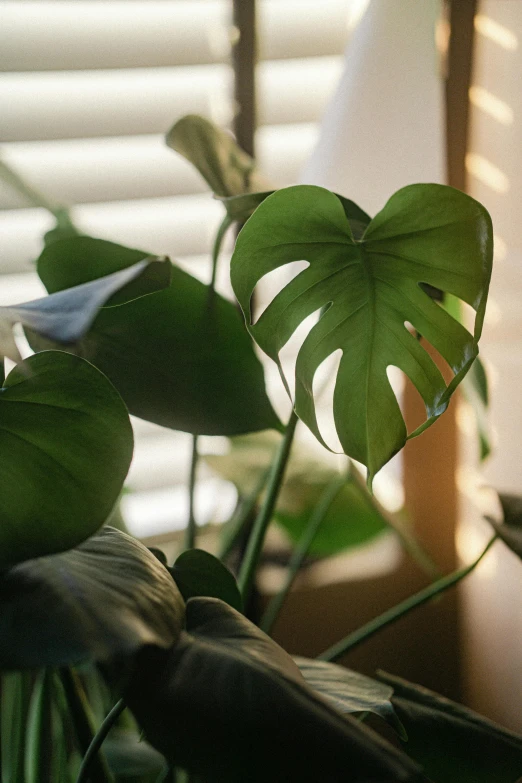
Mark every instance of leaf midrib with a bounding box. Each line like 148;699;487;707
358;245;376;474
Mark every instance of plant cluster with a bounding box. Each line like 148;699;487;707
1;115;521;783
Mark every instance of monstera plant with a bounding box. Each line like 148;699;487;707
0;114;521;783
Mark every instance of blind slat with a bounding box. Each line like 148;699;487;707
0;195;223;274
0;0;350;72
0;123;317;209
0;58;341;142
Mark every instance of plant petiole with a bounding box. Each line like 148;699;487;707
238;409;298;603
319;535;498;662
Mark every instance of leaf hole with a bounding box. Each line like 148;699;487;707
404;309;459;383
279;306;324;400
393;364;431;433
386;365;406;402
312;349;343;452
250;260;310;325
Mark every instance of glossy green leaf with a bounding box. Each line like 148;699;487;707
30;236;280;436
171;549;243;612
378;671;522;783
0;527;184;669
0;351;133;567
206;432;386;556
295;658;406;739
231;184;493;485
0;254;170;363
166;114;271;198
125;597;424;783
486;493;522;560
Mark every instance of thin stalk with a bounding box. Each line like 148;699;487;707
0;159;61;216
209;215;233;293
238;410;298;603
319;535;498;663
260;474;346;634
75;699;125;783
184;435;199;551
59;668;112;783
0;360;5;386
218;468;270;562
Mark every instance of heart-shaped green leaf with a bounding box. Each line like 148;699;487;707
295;658;406;739
378;671;522;783
29;236;281;436
486;493;522;560
231;184;493;485
124;597;423;783
166;114;271;198
0;351;133;567
0;255;169;364
171;549;243;612
0;527;184;669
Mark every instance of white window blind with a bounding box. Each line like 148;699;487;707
0;0;355;540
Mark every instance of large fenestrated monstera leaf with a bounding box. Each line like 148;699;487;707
231;184;493;485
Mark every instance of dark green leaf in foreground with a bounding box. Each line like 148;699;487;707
0;528;184;669
125;597;423;783
166;114;271;198
295;658;406;739
103;730;165;777
0;352;133;567
171;549;243;612
29;236;280;436
486;493;522;560
231;184;492;485
378;671;522;783
0;254;169;363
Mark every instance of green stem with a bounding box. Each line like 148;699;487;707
210;215;233;292
260;474;346;634
318;535;498;663
238;410;299;603
218;468;270;562
75;699;125;783
184;435;199;551
0;159;64;218
59;668;112;783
